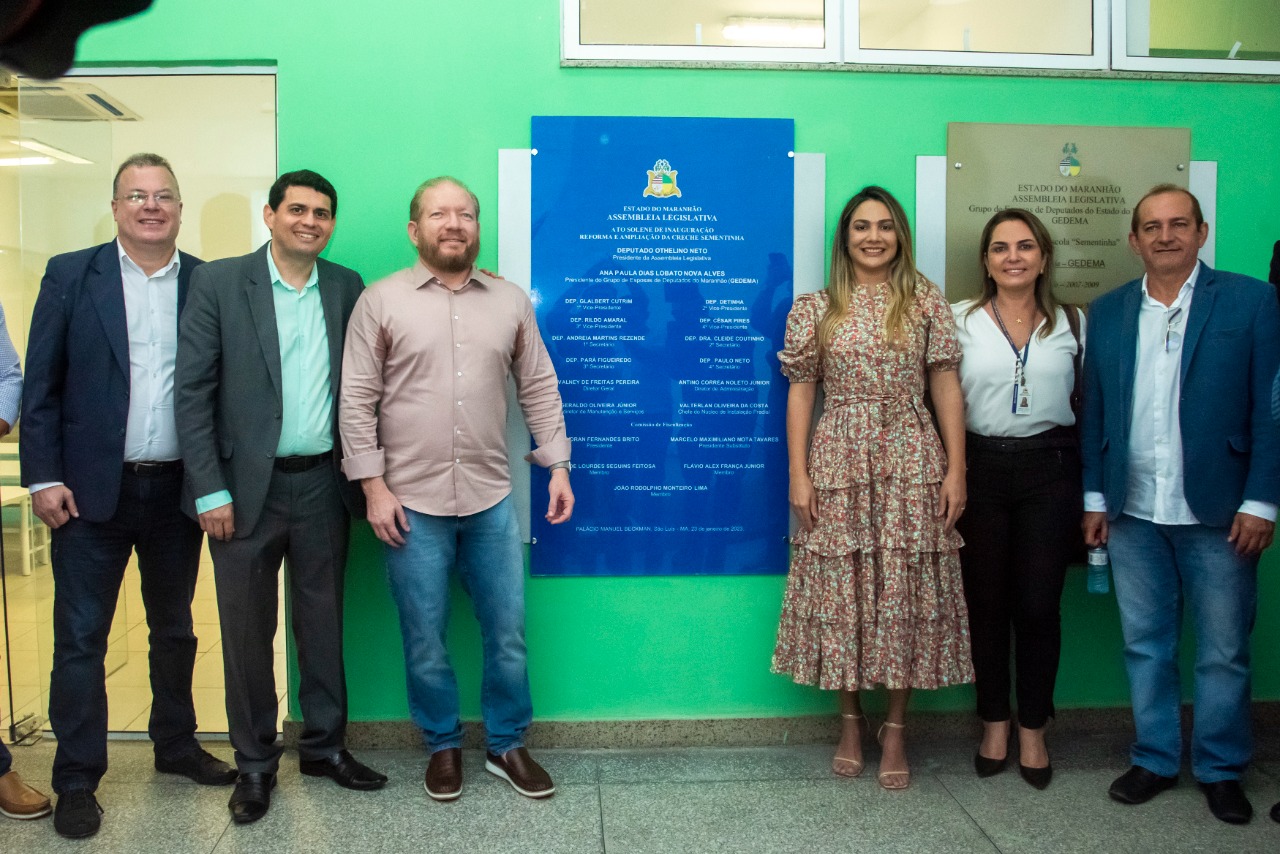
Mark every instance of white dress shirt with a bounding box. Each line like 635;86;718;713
1084;261;1276;523
952;300;1083;437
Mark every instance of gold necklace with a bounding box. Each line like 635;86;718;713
994;297;1033;325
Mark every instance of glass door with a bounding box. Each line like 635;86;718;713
1;71;278;737
1;71;116;742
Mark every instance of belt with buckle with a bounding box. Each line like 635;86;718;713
273;452;329;473
966;426;1078;453
124;460;184;476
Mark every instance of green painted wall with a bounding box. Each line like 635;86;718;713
78;1;1280;721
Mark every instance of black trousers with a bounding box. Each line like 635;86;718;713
209;464;350;774
49;466;203;793
955;430;1082;729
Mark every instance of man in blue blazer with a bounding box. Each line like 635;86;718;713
20;154;235;839
1273;363;1280;826
1081;185;1280;825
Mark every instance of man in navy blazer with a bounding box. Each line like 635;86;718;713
20;154;234;839
1081;185;1280;825
1273;364;1280;826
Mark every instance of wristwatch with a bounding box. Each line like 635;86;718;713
550;461;572;473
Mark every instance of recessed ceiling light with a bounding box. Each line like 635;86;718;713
14;138;92;164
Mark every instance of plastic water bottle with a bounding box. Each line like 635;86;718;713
1087;547;1111;595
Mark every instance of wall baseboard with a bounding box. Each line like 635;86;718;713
284;701;1280;751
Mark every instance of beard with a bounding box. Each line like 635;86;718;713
420;236;479;274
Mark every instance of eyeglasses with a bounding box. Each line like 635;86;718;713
117;191;180;207
1164;307;1183;352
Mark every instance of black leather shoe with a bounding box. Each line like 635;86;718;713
1270;800;1279;823
156;747;237;786
1019;763;1053;790
1108;766;1177;805
299;749;388;791
424;747;463;801
974;753;1007;778
1198;780;1253;824
229;772;276;825
53;790;102;839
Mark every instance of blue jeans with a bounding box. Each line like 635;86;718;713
1108;513;1257;782
384;495;531;755
0;740;11;776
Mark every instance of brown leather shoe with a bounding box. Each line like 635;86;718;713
424;748;462;801
0;770;52;820
484;747;554;799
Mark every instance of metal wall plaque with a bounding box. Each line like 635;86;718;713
946;123;1191;304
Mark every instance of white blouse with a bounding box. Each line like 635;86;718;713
951;299;1085;438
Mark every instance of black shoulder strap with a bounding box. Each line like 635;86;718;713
1065;305;1083;414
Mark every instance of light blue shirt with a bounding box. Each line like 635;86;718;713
119;243;181;462
0;301;22;428
265;245;333;457
195;243;333;514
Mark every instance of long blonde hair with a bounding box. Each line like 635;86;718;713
818;185;920;353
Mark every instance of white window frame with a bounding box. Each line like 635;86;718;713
563;2;1280;76
1111;0;1280;75
562;0;843;63
844;1;1109;70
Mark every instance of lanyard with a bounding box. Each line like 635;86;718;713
990;301;1031;414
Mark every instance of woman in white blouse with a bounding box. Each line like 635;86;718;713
952;209;1084;790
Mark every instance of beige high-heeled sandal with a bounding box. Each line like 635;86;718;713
832;713;867;778
877;721;910;790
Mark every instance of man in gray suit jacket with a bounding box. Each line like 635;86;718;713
175;170;385;825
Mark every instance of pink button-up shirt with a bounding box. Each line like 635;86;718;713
340;262;570;517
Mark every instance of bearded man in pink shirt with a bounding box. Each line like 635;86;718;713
340;176;573;803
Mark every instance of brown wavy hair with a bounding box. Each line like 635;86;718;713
965;207;1069;340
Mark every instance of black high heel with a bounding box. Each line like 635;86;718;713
1019;762;1053;790
974;720;1010;778
1017;724;1052;789
974;753;1008;777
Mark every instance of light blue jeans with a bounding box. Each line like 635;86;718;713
384;495;531;755
1108;513;1258;783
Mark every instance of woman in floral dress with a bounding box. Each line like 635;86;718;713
772;185;973;790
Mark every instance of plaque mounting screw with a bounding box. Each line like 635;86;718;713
1176;163;1185;171
953;162;962;169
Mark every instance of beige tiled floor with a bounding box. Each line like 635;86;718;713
1;541;287;735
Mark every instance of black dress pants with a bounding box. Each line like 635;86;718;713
48;466;203;793
956;430;1082;729
209;464;350;774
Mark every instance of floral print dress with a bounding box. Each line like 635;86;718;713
771;281;974;690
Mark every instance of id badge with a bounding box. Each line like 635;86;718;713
1015;384;1033;416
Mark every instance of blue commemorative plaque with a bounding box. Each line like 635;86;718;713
530;116;794;576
